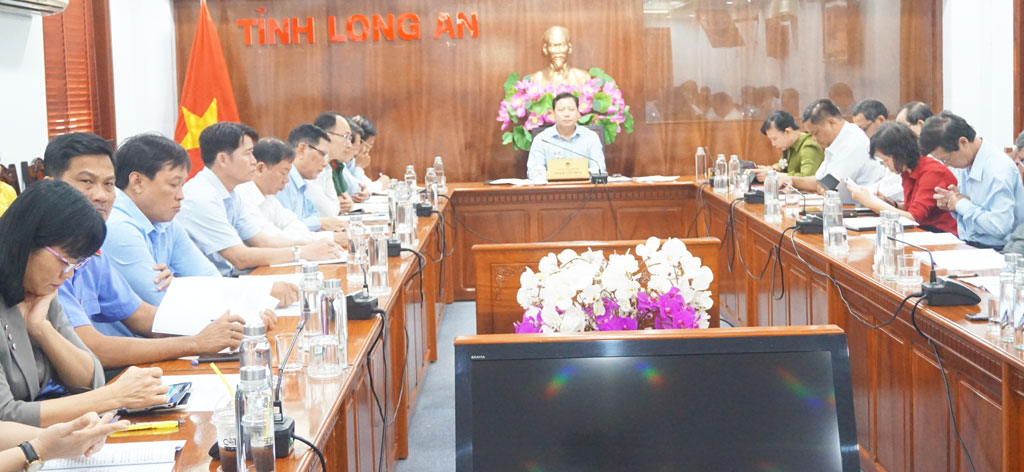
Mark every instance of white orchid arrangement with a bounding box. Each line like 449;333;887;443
515;237;714;333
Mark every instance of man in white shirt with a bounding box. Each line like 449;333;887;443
779;98;894;196
178;122;344;276
235;138;347;245
312;112;367;213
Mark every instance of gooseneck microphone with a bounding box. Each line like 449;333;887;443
790;187;823;234
541;138;609;184
886;236;981;306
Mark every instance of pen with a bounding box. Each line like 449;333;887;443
946;273;979;279
126;420;182;431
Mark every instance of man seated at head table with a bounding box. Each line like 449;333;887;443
349;115;390;193
526;92;606;181
236;137;349;245
314;111;368;208
274;124;348;233
177;122;345;277
894;101;933;137
777;99;896;199
919;111;1024;250
42;133;274;369
102;134;297;309
846;122;958;234
851;98;888;138
0;411;129;471
0;181;167;427
749;110;824;181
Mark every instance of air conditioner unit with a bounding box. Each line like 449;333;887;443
0;0;68;16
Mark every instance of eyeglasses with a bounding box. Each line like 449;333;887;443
327;131;356;144
308;144;327;158
44;246;91;274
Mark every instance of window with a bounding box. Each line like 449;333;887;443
42;0;115;140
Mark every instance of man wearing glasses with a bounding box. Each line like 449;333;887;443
314;112;368;207
851;98;888;138
274;124;347;232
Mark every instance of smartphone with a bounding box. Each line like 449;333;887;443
817;173;840;191
118;382;192;415
964;312;988;322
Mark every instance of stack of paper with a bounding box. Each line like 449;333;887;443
957;276;1001;294
845;216;918;231
41;440;185;472
152;277;281;335
913;249;1004;272
633;175;679;183
898;232;963;247
485;178;536;186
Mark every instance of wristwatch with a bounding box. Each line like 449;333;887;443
291;246;302;262
19;441;43;472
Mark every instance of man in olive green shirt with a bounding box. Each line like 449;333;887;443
751;110;824;180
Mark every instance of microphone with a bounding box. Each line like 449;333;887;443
271;318;304;457
887;236;981;306
790;187;823;234
541;138;608;184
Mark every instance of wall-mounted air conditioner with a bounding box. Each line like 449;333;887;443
0;0;68;16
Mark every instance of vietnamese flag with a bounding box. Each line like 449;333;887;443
174;0;239;178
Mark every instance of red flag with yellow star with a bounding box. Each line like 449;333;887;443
174;0;239;178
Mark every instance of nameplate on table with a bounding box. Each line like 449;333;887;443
546;158;590;181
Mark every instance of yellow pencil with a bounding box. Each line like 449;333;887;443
210;362;234;396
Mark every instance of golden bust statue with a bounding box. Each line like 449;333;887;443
527;26;591;87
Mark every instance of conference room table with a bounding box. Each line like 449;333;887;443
109;198;452;472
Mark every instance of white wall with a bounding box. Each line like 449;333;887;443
943;0;1014;147
0;12;48;173
109;0;177;142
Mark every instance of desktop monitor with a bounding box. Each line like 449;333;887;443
455;326;859;471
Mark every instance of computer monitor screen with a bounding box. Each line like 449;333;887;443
455;330;859;471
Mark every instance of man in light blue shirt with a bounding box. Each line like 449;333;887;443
275;124;347;232
920;111;1024;248
526;92;606;180
179;122;344;276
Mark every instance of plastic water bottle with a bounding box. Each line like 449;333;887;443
404;165;417;201
235;367;275;472
994;254;1019;335
368;225;390;296
424;167;438;208
308;278;347;379
239;322;271;381
299;262;322;358
713;154;728;194
728;154;742;194
763;170;781;224
347;216;366;285
694;147;707;184
1004;265;1024;343
433;156;446;193
823;191;848;257
881;211;903;281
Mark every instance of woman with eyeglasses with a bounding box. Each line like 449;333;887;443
0;180;168;427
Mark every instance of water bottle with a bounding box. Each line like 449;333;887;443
395;182;415;248
235;367;275;472
881;211;903;281
823;191;848;257
713;154;728;194
424;167;439;208
308;279;347;379
694;147;707;184
404;165;417;200
239;322;271;381
728;154;742;194
994;254;1019;335
433;156;446;193
1004;265;1024;343
368;225;390;296
347;216;367;285
298;262;322;358
386;180;399;237
763;170;781;224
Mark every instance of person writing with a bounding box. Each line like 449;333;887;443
847;122;958;234
526;92;605;181
0;180;167;427
750;110;823;180
0;412;128;471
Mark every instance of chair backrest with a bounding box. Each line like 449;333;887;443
0;164;18;194
473;237;720;334
20;158;44;190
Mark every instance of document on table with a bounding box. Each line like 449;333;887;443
957;276;1001;294
341;212;389;223
844;216;918;231
633;175;679;183
41;440;185;471
238;273;302;316
152;277;279;336
897;232;963;247
485;178;536;186
270;255;347;268
161;374;239;411
913;249;1004;272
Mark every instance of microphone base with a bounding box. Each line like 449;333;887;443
743;190;764;204
796;215;823;234
347;292;380;320
273;413;295;458
923;279;982;306
414;202;433;217
590;173;608;184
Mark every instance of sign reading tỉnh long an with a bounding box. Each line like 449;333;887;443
235;12;479;45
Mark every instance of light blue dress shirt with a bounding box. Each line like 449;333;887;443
952;139;1024;247
103;189;220;305
178;168;262;276
275;166;321;231
58;252;142;338
526;125;606;178
343;160;363;196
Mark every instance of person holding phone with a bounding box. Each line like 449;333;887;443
0;412;129;471
0;181;168;427
847;122;958;234
750;110;824;182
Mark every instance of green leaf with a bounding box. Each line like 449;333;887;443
528;94;553;115
502;131;513;145
513;126;534;151
622;108;635;134
503;73;520;97
588;67;613;85
603;121;618;145
578;113;594;125
592;92;612;114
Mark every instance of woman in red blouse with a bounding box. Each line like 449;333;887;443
849;122;958;234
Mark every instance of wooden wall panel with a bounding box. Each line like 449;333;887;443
956;379;1001;472
173;1;942;183
912;346;952;472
